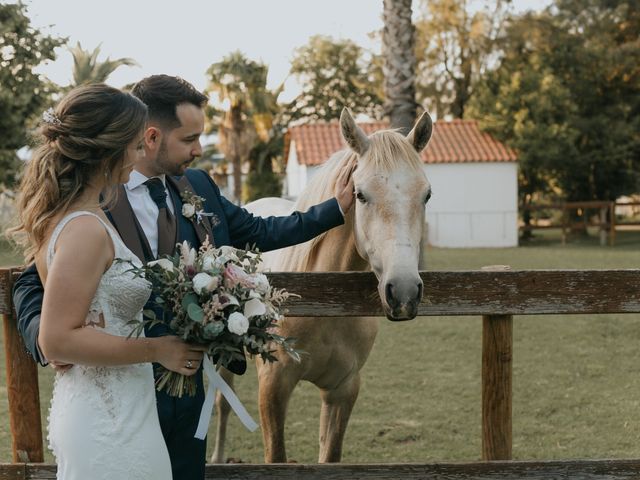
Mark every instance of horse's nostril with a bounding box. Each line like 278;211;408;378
385;282;395;305
416;283;423;301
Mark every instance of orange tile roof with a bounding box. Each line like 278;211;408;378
285;119;517;166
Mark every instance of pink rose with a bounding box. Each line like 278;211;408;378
223;264;255;289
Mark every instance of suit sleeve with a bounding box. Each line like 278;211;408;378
12;263;47;366
200;170;345;252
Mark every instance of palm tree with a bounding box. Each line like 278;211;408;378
382;0;418;131
69;42;138;86
206;51;282;203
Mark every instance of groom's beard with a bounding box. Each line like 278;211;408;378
156;139;193;176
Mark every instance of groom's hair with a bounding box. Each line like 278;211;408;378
131;75;208;131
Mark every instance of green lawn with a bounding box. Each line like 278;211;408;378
1;230;639;463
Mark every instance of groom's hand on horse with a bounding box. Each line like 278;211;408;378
335;158;357;214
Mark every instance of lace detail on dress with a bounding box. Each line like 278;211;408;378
45;211;171;480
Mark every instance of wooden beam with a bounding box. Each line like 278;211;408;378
4;459;640;480
482;314;512;460
265;270;640;317
1;269;43;463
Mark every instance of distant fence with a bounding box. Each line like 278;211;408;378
520;201;640;245
2;267;640;479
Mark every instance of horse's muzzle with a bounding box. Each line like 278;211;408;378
383;280;422;321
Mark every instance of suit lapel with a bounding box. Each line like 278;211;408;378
107;184;153;263
167;175;215;246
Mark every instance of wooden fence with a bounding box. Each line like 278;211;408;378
2;267;640;479
520;200;640;246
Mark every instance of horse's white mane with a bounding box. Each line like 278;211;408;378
281;129;425;272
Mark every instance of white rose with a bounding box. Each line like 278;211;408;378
227;312;249;335
202;255;217;272
192;272;218;295
253;273;270;294
182;203;196;218
147;258;174;272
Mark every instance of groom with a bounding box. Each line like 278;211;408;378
13;74;355;480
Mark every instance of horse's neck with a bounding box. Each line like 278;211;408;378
306;213;369;272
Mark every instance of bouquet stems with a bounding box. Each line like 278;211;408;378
155;367;197;398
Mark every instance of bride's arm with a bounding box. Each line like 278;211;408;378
38;216;202;374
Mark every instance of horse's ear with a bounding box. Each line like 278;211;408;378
406;111;433;153
340;107;370;156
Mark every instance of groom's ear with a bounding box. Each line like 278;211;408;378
144;126;161;150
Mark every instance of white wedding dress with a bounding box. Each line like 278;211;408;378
46;211;172;480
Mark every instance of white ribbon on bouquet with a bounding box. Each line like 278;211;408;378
194;356;259;440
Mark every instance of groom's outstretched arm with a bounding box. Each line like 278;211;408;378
12;263;47;366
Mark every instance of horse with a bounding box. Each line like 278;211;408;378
211;108;433;463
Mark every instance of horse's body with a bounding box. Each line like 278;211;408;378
212;109;433;463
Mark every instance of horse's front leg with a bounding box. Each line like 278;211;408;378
258;360;299;463
210;367;235;463
318;373;361;463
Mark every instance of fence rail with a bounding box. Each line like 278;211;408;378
2;459;640;480
2;267;640;479
520;201;640;246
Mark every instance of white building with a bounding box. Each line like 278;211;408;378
284;119;519;248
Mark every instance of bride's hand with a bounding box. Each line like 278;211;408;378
153;336;206;376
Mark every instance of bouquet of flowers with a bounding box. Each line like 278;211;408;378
124;239;299;397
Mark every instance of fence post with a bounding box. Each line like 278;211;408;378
480;265;513;460
1;268;43;462
609;202;616;246
599;207;607;246
482;313;512;460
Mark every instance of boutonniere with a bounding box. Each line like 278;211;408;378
181;191;220;227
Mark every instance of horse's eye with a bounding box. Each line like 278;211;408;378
424;192;432;204
356;191;367;203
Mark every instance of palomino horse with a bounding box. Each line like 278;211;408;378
212;108;433;463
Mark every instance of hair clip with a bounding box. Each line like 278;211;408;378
42;107;61;126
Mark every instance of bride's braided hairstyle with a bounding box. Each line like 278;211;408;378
9;83;147;262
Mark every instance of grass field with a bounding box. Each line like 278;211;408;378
1;230;639;463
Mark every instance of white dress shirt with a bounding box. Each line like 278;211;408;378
125;170;175;259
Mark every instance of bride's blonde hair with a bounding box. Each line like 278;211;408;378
8;83;147;262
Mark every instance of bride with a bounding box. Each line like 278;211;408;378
9;84;203;479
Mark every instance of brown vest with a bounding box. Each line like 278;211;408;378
107;177;214;263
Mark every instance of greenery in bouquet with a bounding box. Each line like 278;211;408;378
124;239;300;397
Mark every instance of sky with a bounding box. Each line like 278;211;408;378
18;0;549;102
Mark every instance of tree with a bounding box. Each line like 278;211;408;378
415;0;512;119
468;2;640;230
69;42;138;86
382;0;417;131
288;35;383;123
206;51;282;203
548;0;640;202
467;13;579;234
0;2;65;187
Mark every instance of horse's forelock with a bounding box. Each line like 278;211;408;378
362;131;424;173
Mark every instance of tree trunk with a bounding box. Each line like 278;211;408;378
231;105;244;203
382;0;417;133
520;193;534;241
